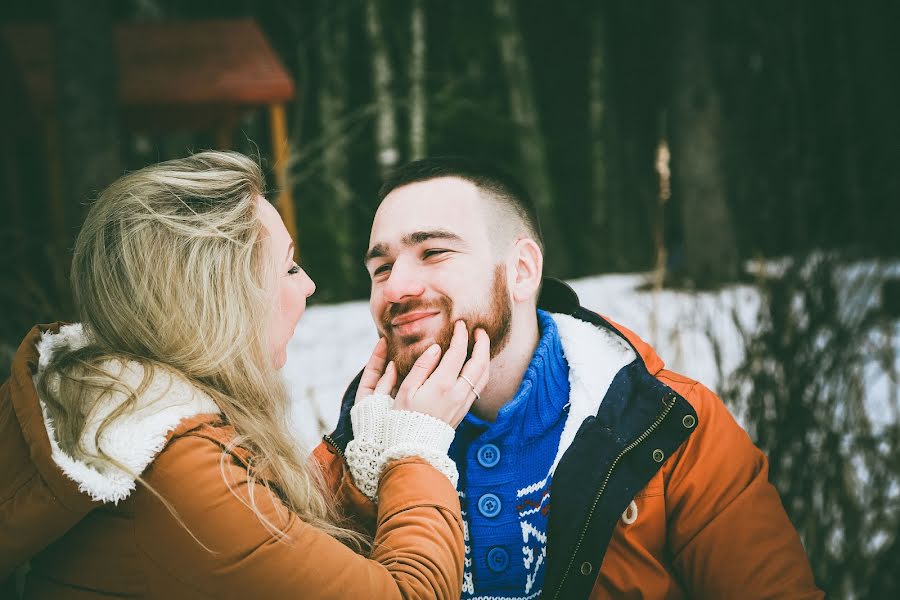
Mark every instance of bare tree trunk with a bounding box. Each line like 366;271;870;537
408;0;427;160
831;2;864;245
276;2;310;147
492;0;568;276
588;6;609;269
318;4;357;296
365;0;399;179
668;0;738;286
53;0;121;234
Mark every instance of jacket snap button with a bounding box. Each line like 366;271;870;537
478;493;502;518
652;448;665;463
487;547;509;573
682;414;696;428
580;561;593;575
477;443;501;468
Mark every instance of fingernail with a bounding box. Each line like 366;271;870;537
427;344;440;356
387;360;395;371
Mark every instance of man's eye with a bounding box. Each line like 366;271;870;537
288;262;301;275
423;249;449;258
373;264;392;276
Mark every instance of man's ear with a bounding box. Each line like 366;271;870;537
509;238;543;303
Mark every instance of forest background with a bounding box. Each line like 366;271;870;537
1;1;898;597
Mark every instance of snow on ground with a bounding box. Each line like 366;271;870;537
283;265;900;449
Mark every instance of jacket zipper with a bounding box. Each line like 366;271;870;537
551;392;678;600
323;433;345;458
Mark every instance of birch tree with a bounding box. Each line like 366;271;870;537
409;0;427;160
588;5;609;269
318;3;357;295
492;0;568;275
365;0;399;179
668;0;738;286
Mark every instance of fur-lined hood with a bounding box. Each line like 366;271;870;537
549;313;636;474
32;324;221;504
0;322;221;579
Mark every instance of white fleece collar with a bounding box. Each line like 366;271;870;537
548;312;636;475
34;324;221;504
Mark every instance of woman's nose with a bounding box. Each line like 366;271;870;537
303;270;316;297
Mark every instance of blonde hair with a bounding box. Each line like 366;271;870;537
38;151;367;551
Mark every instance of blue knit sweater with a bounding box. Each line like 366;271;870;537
449;310;570;600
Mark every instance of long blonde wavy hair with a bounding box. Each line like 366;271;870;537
38;151;366;551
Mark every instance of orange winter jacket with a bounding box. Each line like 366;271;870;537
313;279;823;599
0;323;465;599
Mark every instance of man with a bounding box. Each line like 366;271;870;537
313;158;822;599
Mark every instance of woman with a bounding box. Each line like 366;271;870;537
0;151;488;598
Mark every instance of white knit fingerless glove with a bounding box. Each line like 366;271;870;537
345;393;458;502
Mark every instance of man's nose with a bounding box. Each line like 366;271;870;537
382;258;425;303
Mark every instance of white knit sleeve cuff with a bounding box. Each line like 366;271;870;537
349;393;392;442
382;409;456;453
345;399;458;501
345;394;392;501
379;409;458;489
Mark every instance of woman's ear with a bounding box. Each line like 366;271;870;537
509;238;543;303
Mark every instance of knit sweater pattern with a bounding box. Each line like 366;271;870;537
449;310;570;600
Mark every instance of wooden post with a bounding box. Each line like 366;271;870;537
268;102;297;254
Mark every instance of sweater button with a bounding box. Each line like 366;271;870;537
487;547;509;573
580;561;593;575
476;443;501;468
477;493;502;517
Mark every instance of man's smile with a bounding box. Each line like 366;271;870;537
390;310;442;336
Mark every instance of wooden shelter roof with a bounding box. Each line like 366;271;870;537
2;18;294;127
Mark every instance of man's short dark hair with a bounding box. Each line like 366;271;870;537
378;156;544;251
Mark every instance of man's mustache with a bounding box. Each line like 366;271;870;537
380;298;451;331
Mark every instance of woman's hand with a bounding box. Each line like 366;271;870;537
345;323;489;500
393;321;490;428
355;337;398;402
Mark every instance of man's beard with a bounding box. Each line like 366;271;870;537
380;264;513;379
